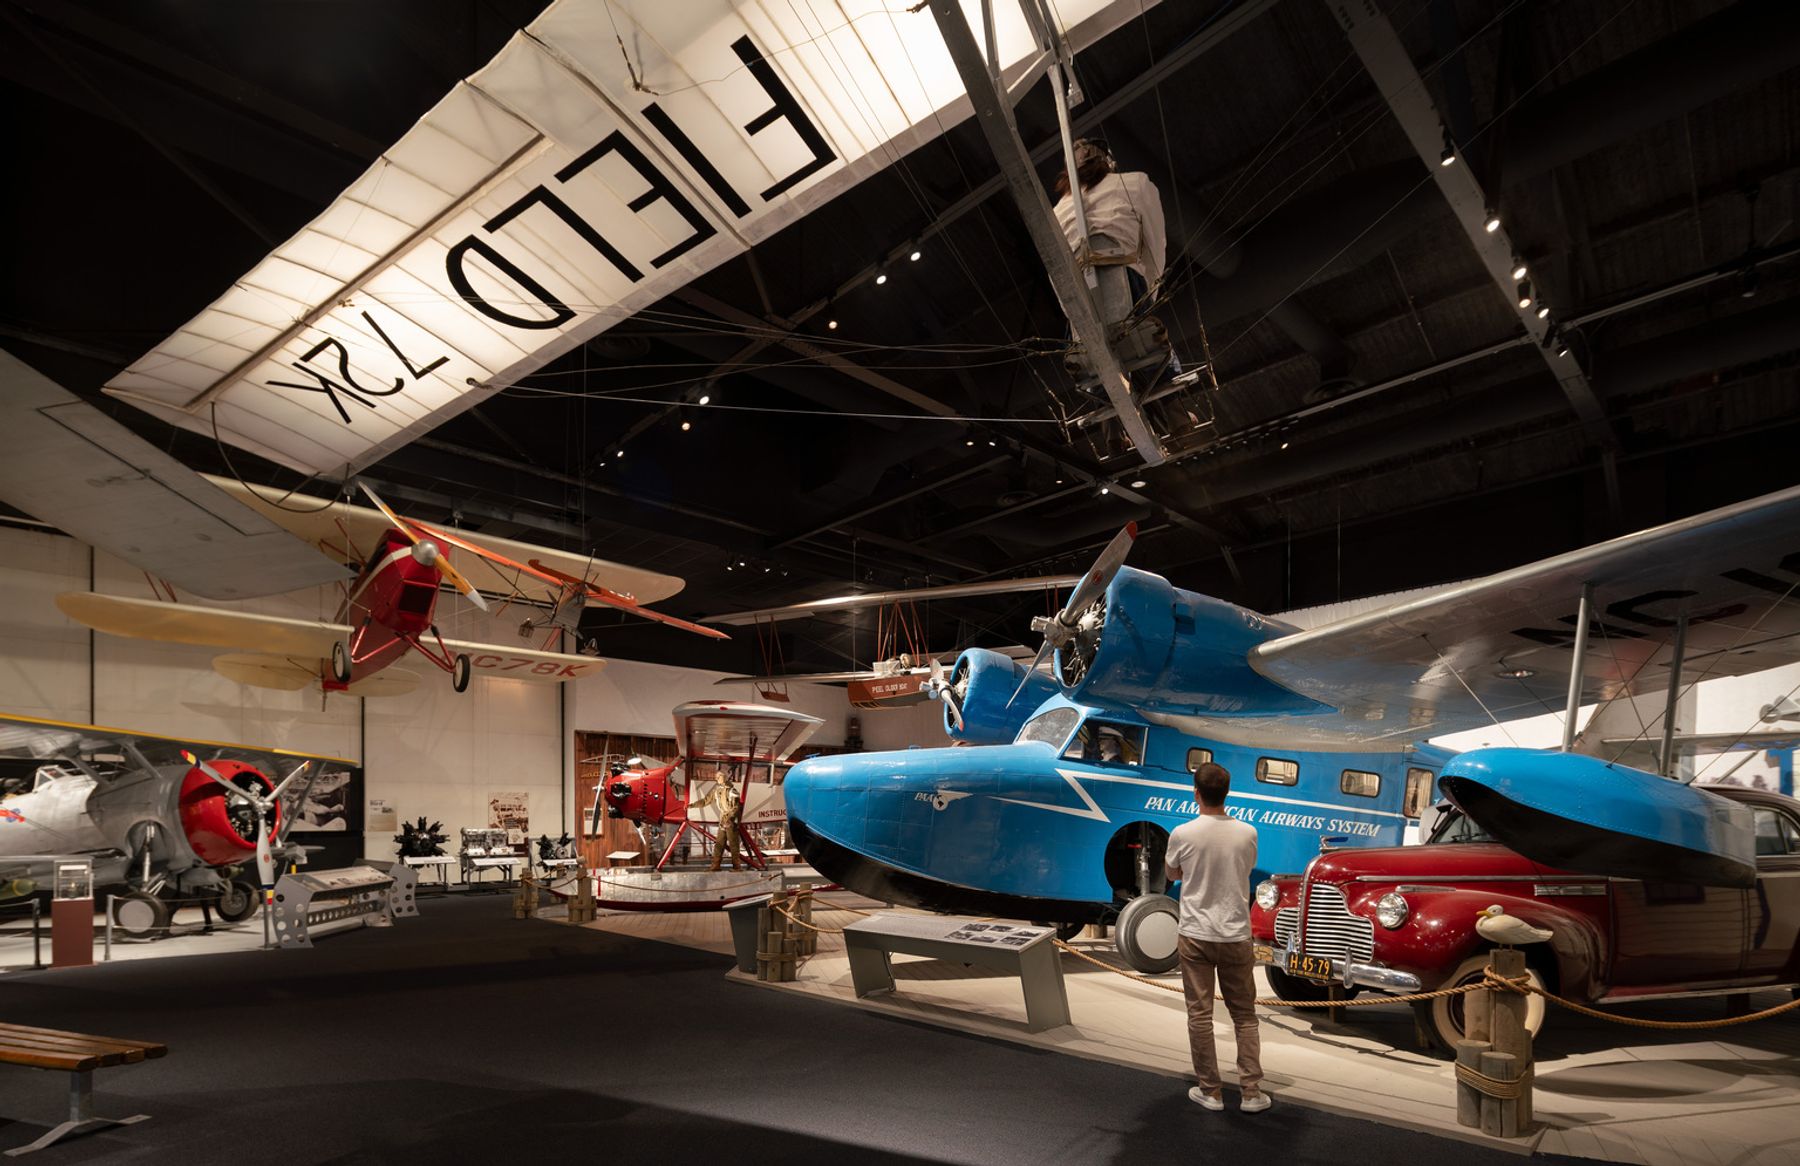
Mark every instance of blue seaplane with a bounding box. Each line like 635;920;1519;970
778;487;1800;972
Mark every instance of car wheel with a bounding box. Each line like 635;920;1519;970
1416;952;1547;1054
214;878;257;923
112;891;171;940
1114;894;1180;974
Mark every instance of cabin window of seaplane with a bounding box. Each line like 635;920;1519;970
1255;757;1299;786
1403;768;1435;818
1061;720;1146;765
1016;707;1082;748
1187;748;1213;773
1752;809;1800;856
1340;769;1381;798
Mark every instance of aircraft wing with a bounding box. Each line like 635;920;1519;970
439;638;606;683
672;700;824;764
103;0;1155;477
56;593;348;657
1249;485;1800;742
207;475;683;603
703;577;1083;626
0;351;347;599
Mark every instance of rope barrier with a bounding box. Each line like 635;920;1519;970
1455;1061;1532;1100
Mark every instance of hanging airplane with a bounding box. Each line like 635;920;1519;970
55;480;721;698
0;715;342;939
780;486;1800;972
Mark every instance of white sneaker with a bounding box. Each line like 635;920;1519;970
1240;1090;1272;1113
1188;1087;1224;1111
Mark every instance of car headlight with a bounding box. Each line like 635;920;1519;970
1254;880;1280;910
1374;891;1409;929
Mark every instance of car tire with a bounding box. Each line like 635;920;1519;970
1114;894;1180;974
1416;952;1547;1054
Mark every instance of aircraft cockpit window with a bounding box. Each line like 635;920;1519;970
1016;707;1081;749
1403;767;1435;818
1340;769;1381;798
1255;757;1299;786
1062;721;1146;766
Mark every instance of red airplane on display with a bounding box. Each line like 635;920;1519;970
58;481;723;698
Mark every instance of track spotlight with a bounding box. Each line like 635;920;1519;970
1439;128;1456;167
615;449;624;458
1516;279;1533;310
875;272;888;285
1279;441;1290;450
1736;263;1760;299
1511;259;1527;281
1484;209;1501;233
909;250;921;262
1535;303;1550;320
698;393;711;406
1556;340;1571;358
827;319;839;330
1098;485;1111;496
1130;479;1147;488
680;420;691;432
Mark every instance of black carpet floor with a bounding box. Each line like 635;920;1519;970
1;896;1600;1165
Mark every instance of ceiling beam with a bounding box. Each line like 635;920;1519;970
1324;0;1612;442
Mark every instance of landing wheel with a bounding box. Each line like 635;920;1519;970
214;878;257;923
113;891;171;940
1114;894;1180;974
329;640;351;683
1414;953;1547;1054
452;653;472;693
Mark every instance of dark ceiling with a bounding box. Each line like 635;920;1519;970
4;0;1798;676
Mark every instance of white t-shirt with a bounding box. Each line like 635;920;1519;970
1164;813;1258;943
1052;170;1167;288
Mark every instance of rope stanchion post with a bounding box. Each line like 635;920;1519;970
1487;949;1533;1131
1479;1051;1522;1138
1454;1040;1489;1127
568;867;596;924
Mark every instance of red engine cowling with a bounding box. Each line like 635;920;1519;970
178;760;278;865
603;761;686;825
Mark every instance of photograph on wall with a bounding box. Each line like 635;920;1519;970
488;791;529;844
291;765;355;832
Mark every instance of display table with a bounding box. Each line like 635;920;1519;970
400;855;456;890
461;855;521;885
842;914;1070;1032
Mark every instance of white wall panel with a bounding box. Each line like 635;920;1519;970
0;526;91;720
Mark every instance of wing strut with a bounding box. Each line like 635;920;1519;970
1559;584;1593;753
925;0;1164;465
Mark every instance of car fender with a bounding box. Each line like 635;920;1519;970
1375;887;1601;993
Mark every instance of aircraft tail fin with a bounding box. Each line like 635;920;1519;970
1571;688;1697;777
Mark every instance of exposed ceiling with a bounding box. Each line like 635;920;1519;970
4;0;1798;677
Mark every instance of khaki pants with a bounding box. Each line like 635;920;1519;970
1178;935;1263;1093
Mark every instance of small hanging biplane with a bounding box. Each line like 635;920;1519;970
57;477;722;698
591;699;824;910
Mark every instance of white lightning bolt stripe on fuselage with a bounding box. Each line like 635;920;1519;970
983;768;1408;823
342;545;418;616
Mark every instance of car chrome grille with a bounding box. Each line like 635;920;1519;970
1297;881;1373;963
1273;907;1299;949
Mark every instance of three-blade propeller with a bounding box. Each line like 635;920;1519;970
358;482;489;612
927;658;964;732
1008;522;1137;707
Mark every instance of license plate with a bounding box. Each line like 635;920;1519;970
1284;951;1332;982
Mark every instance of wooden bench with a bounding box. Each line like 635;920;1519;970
0;1023;166;1156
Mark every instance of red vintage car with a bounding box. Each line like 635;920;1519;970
1249;783;1800;1051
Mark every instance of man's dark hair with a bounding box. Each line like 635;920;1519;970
1193;761;1231;808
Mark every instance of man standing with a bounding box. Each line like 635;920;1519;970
1164;761;1267;1113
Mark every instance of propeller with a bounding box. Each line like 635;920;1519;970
927;658;964;732
1009;522;1138;706
357;481;489;612
183;752;313;896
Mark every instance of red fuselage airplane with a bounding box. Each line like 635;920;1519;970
602;760;686;825
333;526;478;693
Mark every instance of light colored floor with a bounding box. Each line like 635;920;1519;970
563;897;1800;1166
